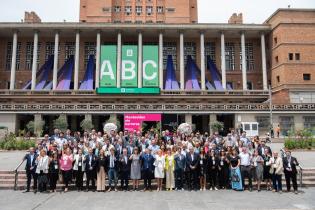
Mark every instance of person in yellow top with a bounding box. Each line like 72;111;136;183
165;147;175;191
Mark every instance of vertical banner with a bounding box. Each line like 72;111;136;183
142;45;159;87
100;45;117;87
121;45;138;87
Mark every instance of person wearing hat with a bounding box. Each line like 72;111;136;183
283;150;299;194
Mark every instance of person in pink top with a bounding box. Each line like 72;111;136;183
59;147;73;192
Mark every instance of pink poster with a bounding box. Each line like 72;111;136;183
124;114;162;131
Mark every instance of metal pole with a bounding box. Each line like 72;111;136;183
269;85;273;137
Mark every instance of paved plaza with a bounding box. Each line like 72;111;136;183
0;188;315;210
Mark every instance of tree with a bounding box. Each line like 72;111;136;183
53;115;68;132
210;121;224;133
80;119;94;132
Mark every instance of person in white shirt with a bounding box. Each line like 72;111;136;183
239;147;253;191
36;149;49;192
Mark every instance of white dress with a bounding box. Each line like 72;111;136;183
154;155;165;178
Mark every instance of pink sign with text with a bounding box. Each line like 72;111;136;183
124;114;162;131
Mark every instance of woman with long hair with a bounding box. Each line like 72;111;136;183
199;147;207;191
36;149;49;192
229;149;243;191
130;147;141;191
154;149;165;191
263;148;272;190
48;151;59;192
59;148;73;192
96;149;107;192
218;150;229;189
165;147;175;191
252;149;264;191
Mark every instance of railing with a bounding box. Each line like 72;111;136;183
13;159;25;191
298;165;303;188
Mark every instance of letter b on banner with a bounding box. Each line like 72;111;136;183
121;45;138;87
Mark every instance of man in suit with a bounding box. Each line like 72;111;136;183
186;146;200;191
257;140;272;157
119;148;130;191
141;148;155;191
23;147;38;193
107;147;118;192
283;150;299;194
85;148;97;191
174;147;186;190
115;139;124;159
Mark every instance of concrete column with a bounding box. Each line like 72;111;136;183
220;32;226;90
185;114;192;124
200;32;206;90
71;115;77;131
53;32;59;90
117;32;122;88
0;114;17;134
95;31;101;89
261;33;268;90
31;31;39;90
294;114;304;131
209;114;217;134
9;32;18;90
159;33;164;89
34;114;43;137
138;32;143;88
241;32;247;90
179;33;184;90
74;31;80;90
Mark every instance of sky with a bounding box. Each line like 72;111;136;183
0;0;314;23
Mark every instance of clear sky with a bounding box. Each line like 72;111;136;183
0;0;314;23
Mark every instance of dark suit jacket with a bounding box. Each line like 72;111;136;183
85;154;97;171
119;154;130;172
24;153;38;172
257;145;272;156
174;153;186;171
283;156;299;174
206;155;219;171
185;152;200;171
140;153;155;171
107;155;119;170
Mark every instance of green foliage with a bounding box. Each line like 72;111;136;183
80;119;94;132
26;121;35;134
284;128;315;150
210;121;224;132
53;115;68;132
0;133;35;150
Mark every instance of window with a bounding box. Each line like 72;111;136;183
5;42;21;70
157;6;164;13
136;6;142;15
247;81;253;90
275;56;279;63
65;42;75;60
125;6;132;15
166;8;175;12
146;6;153;15
303;74;311;81
289;53;293;61
102;7;111;12
304;116;315;131
114;6;121;13
25;42;41;70
274;37;278;45
227;82;233;89
205;42;216;64
184;42;196;64
295;53;300;61
225;42;235;71
163;42;177;70
255;116;270;129
84;42;96;68
240;43;254;71
279;116;294;136
45;42;60;61
276;76;280;83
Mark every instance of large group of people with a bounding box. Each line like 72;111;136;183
23;127;300;194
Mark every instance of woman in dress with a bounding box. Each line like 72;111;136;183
129;147;141;191
36;149;49;192
263;148;272;190
48;151;59;192
59;147;73;192
199;147;207;191
165;147;175;191
154;149;165;191
229;149;243;191
252;149;264;191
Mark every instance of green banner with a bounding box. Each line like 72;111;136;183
143;45;159;87
121;45;138;87
100;45;117;87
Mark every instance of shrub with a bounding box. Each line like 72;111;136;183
210;121;224;132
0;133;35;150
80;119;94;132
53;115;68;132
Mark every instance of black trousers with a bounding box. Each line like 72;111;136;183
187;169;198;190
26;170;37;191
62;170;72;188
143;169;152;189
285;171;298;191
240;166;252;189
120;170;129;190
218;168;228;188
75;168;84;190
175;168;184;189
208;169;217;188
86;170;96;189
49;172;58;191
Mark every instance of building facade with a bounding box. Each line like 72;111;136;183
0;8;314;136
79;0;198;23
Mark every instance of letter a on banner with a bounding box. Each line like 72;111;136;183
100;45;117;87
143;45;159;87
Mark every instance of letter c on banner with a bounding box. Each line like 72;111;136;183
143;60;157;81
